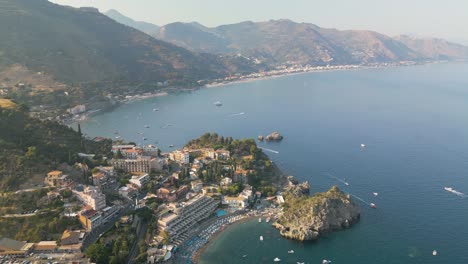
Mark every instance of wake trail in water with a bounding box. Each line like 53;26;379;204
325;173;349;186
258;147;279;154
226;112;245;117
445;187;468;198
349;194;371;206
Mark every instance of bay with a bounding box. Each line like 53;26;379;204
82;62;468;263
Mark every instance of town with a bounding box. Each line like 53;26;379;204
0;133;286;264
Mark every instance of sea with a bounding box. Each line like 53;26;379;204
81;62;468;264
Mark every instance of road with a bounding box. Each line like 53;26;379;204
81;203;133;250
127;219;148;264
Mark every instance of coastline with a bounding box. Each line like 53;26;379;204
190;216;256;264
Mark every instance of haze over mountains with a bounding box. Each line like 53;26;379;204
106;9;468;66
0;0;258;90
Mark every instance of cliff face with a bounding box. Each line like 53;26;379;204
273;186;360;241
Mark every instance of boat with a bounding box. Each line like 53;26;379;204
143;137;147;141
360;143;366;148
259;236;263;241
169;144;174;148
297;262;305;264
273;257;281;262
370;203;377;209
115;136;121;139
242;255;247;258
373;192;379;196
144;125;150;128
214;101;223;107
258;218;262;223
288;250;294;254
432;250;437;256
266;217;271;223
153;108;159;111
322;260;332;264
344;182;350;186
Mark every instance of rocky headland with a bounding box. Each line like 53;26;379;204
273;180;360;241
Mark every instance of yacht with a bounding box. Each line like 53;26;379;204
214;101;223;107
153;108;159;111
258;218;262;223
266;217;271;223
259;236;263;241
143;137;147;141
273;257;281;262
432;250;438;256
169;144;174;148
322;260;332;264
144;125;150;128
288;250;294;254
360;143;366;148
370;203;377;209
373;192;379;196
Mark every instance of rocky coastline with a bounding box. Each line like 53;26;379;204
273;180;360;241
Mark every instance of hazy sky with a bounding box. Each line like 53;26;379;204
49;0;468;44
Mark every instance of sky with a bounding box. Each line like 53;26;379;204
49;0;468;44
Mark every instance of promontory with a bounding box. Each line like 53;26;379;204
273;182;360;241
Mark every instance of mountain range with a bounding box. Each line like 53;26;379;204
106;9;468;65
0;0;258;90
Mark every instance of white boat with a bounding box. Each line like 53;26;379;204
259;236;263;241
344;182;350;186
322;260;332;264
144;125;150;128
258;218;262;223
288;250;294;254
432;250;437;256
242;255;247;258
266;217;271;223
153;108;159;111
370;203;377;209
297;262;305;264
360;143;366;148
373;192;379;196
274;257;281;262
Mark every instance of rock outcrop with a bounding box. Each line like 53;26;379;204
265;132;283;141
273;186;360;241
258;135;264;141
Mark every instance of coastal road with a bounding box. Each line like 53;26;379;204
127;219;148;264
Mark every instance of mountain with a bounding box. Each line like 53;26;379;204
105;9;160;36
150;19;468;65
0;101;111;191
152;19;421;65
0;0;258;101
394;35;468;60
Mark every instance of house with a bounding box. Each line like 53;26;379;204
44;170;69;187
0;237;34;256
60;230;85;246
191;180;203;193
92;172;107;187
215;149;230;160
67;105;86;115
121;148;141;159
79;210;103;232
110;157;162;173
222;196;247;210
75;186;106;211
33;241;57;253
111;144;136;154
169;150;190;164
118;185;137;199
220;177;233;186
129;173;149;188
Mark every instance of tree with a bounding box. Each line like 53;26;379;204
85;243;110;264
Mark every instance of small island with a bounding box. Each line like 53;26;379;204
258;131;284;142
273;178;360;241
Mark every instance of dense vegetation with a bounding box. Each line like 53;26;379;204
0;208;81;242
0;105;111;190
185;133;283;195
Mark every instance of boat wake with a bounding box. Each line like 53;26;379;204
349;193;372;206
258;147;279;154
444;187;467;198
226;112;245;117
325;173;350;186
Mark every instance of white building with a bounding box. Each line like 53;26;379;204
129;173;149;188
220;177;233;186
190;180;203;193
68;105;86;115
110;157;162;173
222;196;247;210
75;186;106;211
169;150;190;165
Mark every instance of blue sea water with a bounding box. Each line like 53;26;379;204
82;62;468;263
